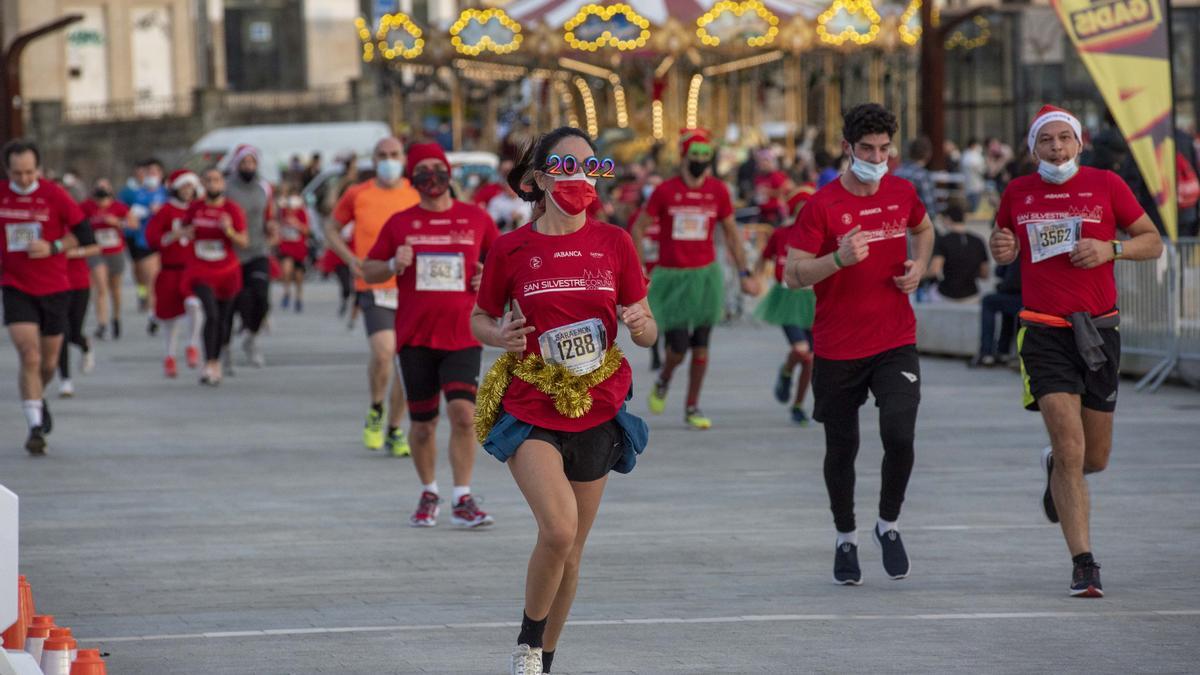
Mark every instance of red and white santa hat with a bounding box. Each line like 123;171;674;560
1027;105;1081;155
228;144;261;170
679;128;713;156
168;169;201;191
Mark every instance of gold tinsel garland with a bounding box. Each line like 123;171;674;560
475;346;625;443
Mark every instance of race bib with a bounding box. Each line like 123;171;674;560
671;211;709;241
5;222;41;252
415;252;465;292
643;239;660;264
373;288;398;310
195;239;227;262
281;226;302;242
95;228;122;249
1027;217;1082;263
539;318;607;376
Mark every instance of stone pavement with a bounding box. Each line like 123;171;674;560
1;281;1198;674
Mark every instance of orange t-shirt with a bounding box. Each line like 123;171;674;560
333;179;420;291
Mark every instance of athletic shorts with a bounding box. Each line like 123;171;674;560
88;251;126;277
528;419;626;483
125;237;155;262
2;286;69;336
154;266;188;320
357;291;396;336
183;264;243;302
663;325;713;353
397;346;482;421
279;255;307;273
812;345;921;424
782;325;813;347
1019;324;1120;413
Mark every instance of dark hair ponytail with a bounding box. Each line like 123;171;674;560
507;126;597;203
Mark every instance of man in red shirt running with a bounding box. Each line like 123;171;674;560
364;142;500;528
991;105;1162;597
786;104;934;586
1;140;95;454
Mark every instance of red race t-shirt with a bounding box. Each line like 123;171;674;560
762;225;795;284
472;182;504;208
368;200;499;351
643;176;733;269
145;200;195;268
996;166;1144;317
0;180;86;297
67;255;90;290
755;170;789;221
81;199;129;255
790;175;928;360
476;218;648;432
277;207;310;261
185;200;246;273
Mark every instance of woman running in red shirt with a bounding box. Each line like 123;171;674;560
183;168;248;385
81;178;132;340
146;169;203;377
470;127;657;675
276;187;310;312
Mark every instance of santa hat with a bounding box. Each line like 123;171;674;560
1027;105;1081;156
228;144;261;171
405;142;450;180
680;128;713;157
168;169;201;191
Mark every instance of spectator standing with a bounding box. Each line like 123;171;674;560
928;202;989;302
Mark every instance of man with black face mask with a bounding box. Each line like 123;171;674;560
631;128;759;430
362;142;500;529
224;144;278;369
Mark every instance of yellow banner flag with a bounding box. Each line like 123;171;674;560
1051;0;1177;240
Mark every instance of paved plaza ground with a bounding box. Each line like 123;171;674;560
2;281;1198;674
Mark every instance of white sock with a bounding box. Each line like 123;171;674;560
877;518;898;534
161;318;179;357
452;486;471;502
836;530;858;547
184;297;204;348
423;481;439;495
22;400;43;429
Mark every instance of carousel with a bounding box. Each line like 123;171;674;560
354;0;993;160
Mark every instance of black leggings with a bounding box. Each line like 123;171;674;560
334;264;353;301
822;393;919;533
663;325;713;354
236;256;271;333
58;288;90;379
193;284;236;361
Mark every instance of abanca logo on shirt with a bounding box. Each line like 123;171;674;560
554;250;582;258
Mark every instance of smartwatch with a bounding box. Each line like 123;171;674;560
1111;240;1123;260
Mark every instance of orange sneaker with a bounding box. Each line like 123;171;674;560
185;345;200;369
164;356;178;378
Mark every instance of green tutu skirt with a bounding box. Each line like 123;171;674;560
754;284;815;328
649;263;724;331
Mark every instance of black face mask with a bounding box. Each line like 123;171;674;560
687;160;710;179
413;169;451;197
207;191;223;201
238;169;257;183
93;189;112;200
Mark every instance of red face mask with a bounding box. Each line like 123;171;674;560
545;174;597;216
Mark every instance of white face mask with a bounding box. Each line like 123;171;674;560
9;180;38;195
288;196;303;209
1038;158;1079;185
144;175;162;190
850;155;888;184
376;159;404;183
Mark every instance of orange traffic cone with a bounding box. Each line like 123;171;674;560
31;614;55;627
48;627;77;661
40;635;77;675
24;624;51;663
70;649;108;675
20;575;35;617
1;574;33;648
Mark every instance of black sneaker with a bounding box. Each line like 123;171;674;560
25;428;46;456
41;399;52;435
1070;560;1103;598
1041;446;1059;524
773;366;792;403
874;525;911;580
112;319;121;340
93;324;107;341
147;318;159;336
833;542;863;585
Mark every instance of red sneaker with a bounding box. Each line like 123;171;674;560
451;494;495;529
409;491;440;528
164;356;178;378
186;345;200;369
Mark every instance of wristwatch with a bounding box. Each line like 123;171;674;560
1110;240;1123;260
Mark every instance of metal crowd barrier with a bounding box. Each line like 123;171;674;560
1116;237;1200;391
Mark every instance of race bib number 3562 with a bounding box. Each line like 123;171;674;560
1027;217;1082;263
5;222;41;252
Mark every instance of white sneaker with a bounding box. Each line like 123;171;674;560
510;644;543;675
58;379;75;398
242;335;265;368
81;350;95;374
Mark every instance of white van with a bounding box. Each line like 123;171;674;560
186;121;391;184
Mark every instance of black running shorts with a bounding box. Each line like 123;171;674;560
1018;324;1120;413
397;346;482;421
3;287;69;336
528;419;626;483
812;345;921;423
356;290;397;337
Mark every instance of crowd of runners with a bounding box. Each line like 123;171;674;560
0;99;1164;674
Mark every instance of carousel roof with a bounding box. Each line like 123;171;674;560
503;0;833;25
